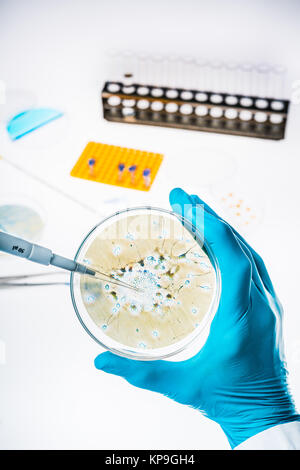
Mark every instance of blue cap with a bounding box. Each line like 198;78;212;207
129;165;137;172
88;158;96;166
118;163;125;171
143;168;151;176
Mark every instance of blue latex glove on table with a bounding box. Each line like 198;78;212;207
95;188;299;448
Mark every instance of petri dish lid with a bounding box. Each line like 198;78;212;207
70;207;220;361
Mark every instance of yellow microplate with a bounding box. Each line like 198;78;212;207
70;141;163;191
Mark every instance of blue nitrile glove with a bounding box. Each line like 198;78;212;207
95;188;300;448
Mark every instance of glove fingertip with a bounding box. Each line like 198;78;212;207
169;187;189;205
94;351;115;370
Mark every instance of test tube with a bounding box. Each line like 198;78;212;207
182;56;195;89
118;163;125;181
270;64;287;99
210;60;223;92
143;168;151;188
195;58;209;91
106;49;120;82
137;86;150;96
107;83;121;93
152;54;164;86
137;52;149;84
88;158;96;176
123;73;134;87
129;165;137;184
240;63;253;96
122;51;135;80
255;63;271;98
225;61;238;95
166;55;179;88
165;102;178;122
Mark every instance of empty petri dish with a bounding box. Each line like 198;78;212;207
107;96;121;107
70;207;220;360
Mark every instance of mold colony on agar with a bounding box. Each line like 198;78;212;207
79;213;216;351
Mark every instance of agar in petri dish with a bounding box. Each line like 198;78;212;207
0;201;45;241
71;208;220;360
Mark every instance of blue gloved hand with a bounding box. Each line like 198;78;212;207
95;188;299;448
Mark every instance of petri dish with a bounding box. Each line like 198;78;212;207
0;194;45;241
70;207;220;360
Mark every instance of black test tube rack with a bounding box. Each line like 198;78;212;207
101;82;289;140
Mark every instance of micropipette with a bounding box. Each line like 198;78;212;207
0;231;141;292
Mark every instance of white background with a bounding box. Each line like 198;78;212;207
0;0;300;450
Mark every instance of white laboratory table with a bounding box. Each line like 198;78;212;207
0;0;300;450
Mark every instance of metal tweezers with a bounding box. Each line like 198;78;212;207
0;271;70;288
